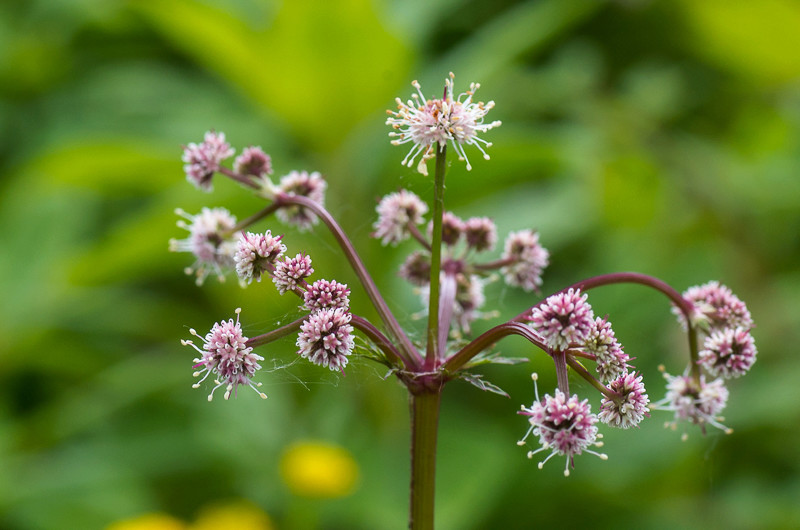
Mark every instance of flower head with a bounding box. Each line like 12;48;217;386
598;371;650;429
435;211;465;247
272;253;314;295
500;230;549;292
183;308;267;401
398;251;431;286
654;370;731;436
182;131;235;191
528;288;594;351
584;317;631;382
234;231;287;284
275;170;327;231
518;374;606;476
386;72;501;174
699;327;757;379
234;146;273;178
464;216;497;252
676;281;753;331
296;308;355;372
304;279;351;311
169;207;239;285
372;189;428;246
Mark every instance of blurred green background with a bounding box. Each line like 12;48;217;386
2;0;799;528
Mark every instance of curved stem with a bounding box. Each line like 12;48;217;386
472;256;514;271
226;202;282;236
565;354;616;400
219;167;260;189
425;146;447;367
275;194;420;368
553;350;569;395
408;223;432;251
246;316;305;348
444;321;549;373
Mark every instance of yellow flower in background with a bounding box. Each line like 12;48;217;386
106;513;186;530
280;440;360;498
190;500;274;530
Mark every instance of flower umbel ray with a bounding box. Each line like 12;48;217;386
386;72;501;174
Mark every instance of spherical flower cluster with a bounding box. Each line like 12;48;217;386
528;288;594;351
372;189;428;246
398;251;431;286
438;211;465;246
453;274;486;334
169;207;239;285
234;146;273;178
500;230;549;292
296;307;355;372
655;371;731;435
598;372;650;429
275;170;327;231
234;231;287;284
677;281;753;331
272;253;314;295
182;308;267;401
304;279;351;311
699;327;757;379
386;72;502;175
464;217;497;252
518;375;606;476
182;131;235;191
584;317;631;382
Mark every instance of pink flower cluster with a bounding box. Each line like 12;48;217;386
598;371;650;429
386;73;501;174
182;131;235;192
234;231;286;284
372;189;550;336
296;307;355;373
657;282;756;436
518;375;606;476
169;207;240;285
274;170;327;231
528;288;595;351
500;230;549;293
654;371;731;436
183;308;267;401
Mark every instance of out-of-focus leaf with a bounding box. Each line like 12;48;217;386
132;0;410;149
429;0;602;81
677;0;800;84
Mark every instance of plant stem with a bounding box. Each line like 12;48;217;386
409;390;441;530
444;321;549;373
275;194;420;368
565;354;616;399
553;350;569;394
425;146;447;367
227;202;281;235
246;317;305;347
219;167;260;189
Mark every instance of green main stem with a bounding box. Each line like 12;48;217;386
409;391;441;530
425;146;447;367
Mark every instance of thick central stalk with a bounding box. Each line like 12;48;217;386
425;146;447;367
409;390;441;530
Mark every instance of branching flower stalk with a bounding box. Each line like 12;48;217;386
170;73;757;529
